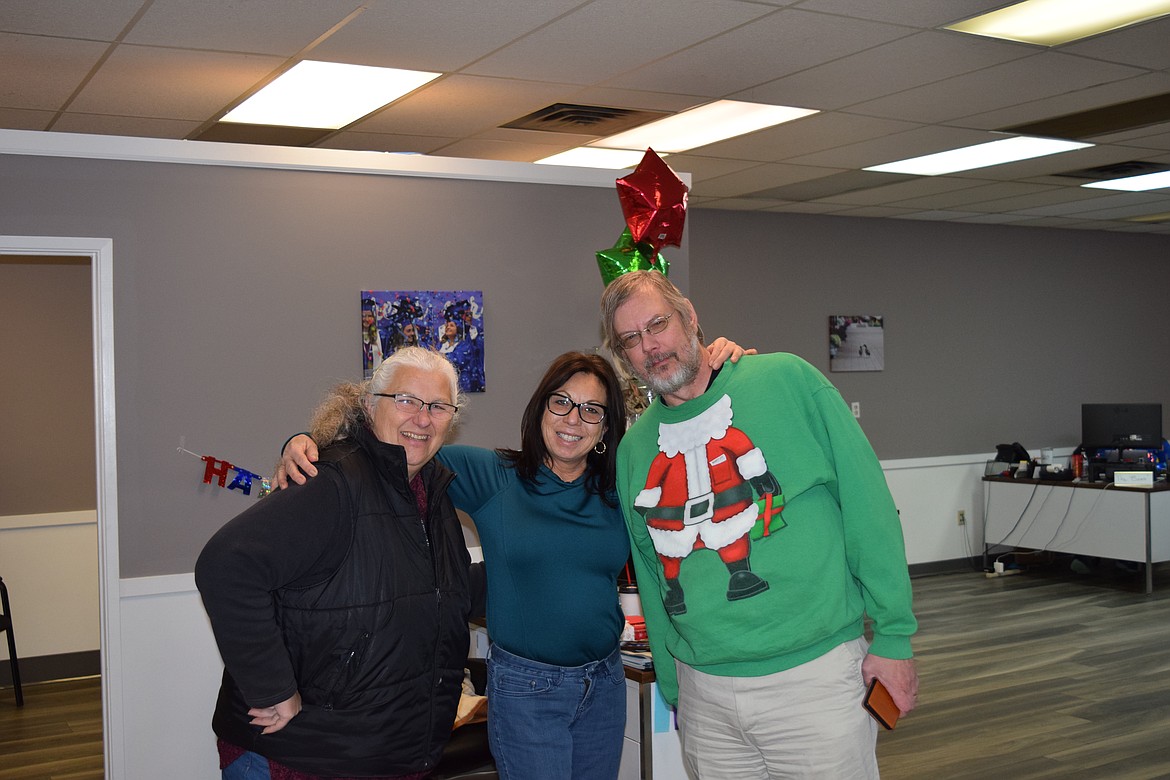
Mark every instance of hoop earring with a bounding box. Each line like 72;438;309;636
593;441;607;455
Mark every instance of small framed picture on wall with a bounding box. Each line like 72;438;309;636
829;315;884;372
362;290;485;392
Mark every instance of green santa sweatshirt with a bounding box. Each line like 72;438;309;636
616;353;916;706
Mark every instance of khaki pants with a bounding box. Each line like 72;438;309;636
675;638;879;780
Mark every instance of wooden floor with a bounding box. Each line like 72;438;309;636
0;677;103;780
879;558;1170;780
2;562;1169;779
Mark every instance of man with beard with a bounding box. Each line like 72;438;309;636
600;271;918;780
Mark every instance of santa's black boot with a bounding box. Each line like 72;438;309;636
664;578;688;616
725;559;769;601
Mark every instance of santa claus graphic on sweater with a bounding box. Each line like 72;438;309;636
633;394;782;616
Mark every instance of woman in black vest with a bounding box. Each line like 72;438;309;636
197;347;485;780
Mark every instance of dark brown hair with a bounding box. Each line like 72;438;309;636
498;351;626;504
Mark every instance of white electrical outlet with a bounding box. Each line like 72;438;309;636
851;401;860;418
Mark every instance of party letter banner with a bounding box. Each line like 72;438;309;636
362;291;485;392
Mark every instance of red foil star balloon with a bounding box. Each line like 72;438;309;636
616;149;688;253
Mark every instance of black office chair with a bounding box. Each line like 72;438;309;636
0;576;23;706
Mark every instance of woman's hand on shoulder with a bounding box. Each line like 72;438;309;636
248;692;302;734
706;337;757;369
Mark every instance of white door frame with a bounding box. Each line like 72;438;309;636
0;235;121;778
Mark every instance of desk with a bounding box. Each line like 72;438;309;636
622;666;686;780
983;476;1170;593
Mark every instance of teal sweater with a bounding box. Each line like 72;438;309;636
438;445;629;666
615;353;916;706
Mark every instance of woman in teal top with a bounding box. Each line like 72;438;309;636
279;345;749;780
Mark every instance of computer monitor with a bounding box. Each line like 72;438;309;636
1081;403;1163;452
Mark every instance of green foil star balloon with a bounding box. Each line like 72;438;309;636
595;227;669;286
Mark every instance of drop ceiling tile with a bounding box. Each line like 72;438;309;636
356;75;574;137
946;186;1104;214
51;112;201;138
562;86;704;114
695;162;848;198
464;0;772;86
660;154;760;182
1063;199;1170;221
739;31;1031;112
1060;17;1170;71
818;178;1018;208
899;181;1072;209
827;205;922;218
892;209;989;221
317;131;456;155
959;72;1170;132
790;0;1009;28
1091;120;1170;150
1002;216;1090;228
692;112;918;162
310;0;586;73
695;197;797;211
765;201;853;214
850;53;1147;125
0;34;109;110
1002;191;1162;217
125;0;364;56
605;7;910;96
0;107;54;130
953;144;1168;183
468;126;597;147
432;137;577;163
0;0;145;40
68;45;285;119
783;124;993;169
952;213;1036;224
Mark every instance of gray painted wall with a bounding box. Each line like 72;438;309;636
0;153;688;577
689;208;1170;460
3;152;1168;577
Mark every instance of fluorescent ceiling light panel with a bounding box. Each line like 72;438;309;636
946;0;1170;46
222;60;440;129
535;148;651;169
864;136;1092;175
1082;170;1170;191
588;100;818;153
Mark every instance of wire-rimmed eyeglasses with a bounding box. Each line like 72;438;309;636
372;393;459;420
546;392;606;424
616;312;674;350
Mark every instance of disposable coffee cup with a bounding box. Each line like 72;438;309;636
618;585;641;618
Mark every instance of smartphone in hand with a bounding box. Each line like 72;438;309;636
863;677;901;730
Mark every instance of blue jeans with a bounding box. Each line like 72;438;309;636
487;643;626;780
222;750;271;780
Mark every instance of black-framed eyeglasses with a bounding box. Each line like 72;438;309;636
546;392;606;425
372;393;459;420
616;312;674;350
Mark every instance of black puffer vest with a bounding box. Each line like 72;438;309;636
212;427;472;776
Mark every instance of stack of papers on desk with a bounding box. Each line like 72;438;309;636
621;642;653;669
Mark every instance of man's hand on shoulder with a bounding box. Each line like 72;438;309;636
275;434;319;489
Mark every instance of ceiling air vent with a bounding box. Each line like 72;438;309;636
502;103;668;136
1052;160;1170;181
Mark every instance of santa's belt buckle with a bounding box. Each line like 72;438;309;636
683;493;714;525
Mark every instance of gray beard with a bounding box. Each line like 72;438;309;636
641;338;702;397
